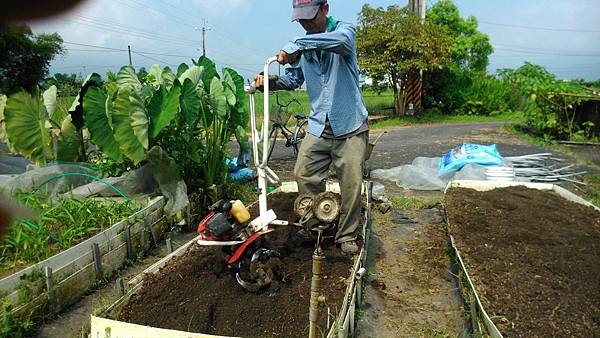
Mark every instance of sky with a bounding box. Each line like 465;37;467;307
26;0;600;81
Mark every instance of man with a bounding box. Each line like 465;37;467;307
255;0;368;254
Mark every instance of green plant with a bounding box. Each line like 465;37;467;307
0;193;139;272
499;62;591;141
2;85;82;164
1;300;35;338
16;269;45;304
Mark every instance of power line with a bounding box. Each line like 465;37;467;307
494;47;600;57
70;14;199;44
132;51;177;67
479;20;600;33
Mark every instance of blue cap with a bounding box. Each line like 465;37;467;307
292;0;327;21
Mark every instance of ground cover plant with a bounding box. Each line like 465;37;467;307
0;192;139;277
445;186;600;337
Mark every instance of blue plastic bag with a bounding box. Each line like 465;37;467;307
439;144;503;176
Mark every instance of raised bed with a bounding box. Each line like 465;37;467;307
91;182;373;338
444;180;600;337
0;195;172;330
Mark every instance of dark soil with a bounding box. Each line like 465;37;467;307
445;186;600;337
117;192;353;337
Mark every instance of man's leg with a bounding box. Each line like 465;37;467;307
294;133;332;195
332;132;368;244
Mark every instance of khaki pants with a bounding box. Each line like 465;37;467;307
294;132;368;243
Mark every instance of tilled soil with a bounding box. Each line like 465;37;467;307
445;186;600;337
117;192;353;337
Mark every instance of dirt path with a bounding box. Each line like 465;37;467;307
34;231;198;338
357;201;467;337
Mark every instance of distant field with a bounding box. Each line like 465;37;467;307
251;90;394;121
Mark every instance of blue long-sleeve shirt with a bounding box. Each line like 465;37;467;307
275;19;369;138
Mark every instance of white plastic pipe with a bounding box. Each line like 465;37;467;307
258;56;279;217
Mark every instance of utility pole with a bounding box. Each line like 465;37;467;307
128;45;132;66
196;19;211;57
406;0;426;115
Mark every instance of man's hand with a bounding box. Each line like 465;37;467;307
252;73;278;92
278;50;300;65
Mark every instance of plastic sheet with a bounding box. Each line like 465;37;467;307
372;157;492;191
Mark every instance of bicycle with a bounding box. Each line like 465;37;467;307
266;94;308;161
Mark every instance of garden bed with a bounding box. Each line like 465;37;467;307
0;195;170;335
444;181;600;337
92;183;373;337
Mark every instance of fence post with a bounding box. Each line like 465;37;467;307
125;224;133;260
92;243;103;280
45;266;55;313
115;277;125;297
166;237;174;254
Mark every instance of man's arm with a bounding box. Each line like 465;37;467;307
282;22;355;57
273;67;305;90
253;67;304;91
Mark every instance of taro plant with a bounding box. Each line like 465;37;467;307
81;56;250;201
1;85;84;164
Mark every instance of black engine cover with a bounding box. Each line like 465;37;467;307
206;212;235;237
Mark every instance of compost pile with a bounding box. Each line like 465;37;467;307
118;192;353;337
445;186;600;337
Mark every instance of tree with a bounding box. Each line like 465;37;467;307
44;73;83;97
356;5;452;116
0;23;64;93
427;0;493;72
423;0;494;114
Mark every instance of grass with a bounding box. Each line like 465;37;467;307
390;195;441;210
583;174;600;207
0;193;140;275
223;179;259;206
251;90;394;126
372;111;524;129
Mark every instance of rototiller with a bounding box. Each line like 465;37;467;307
195;57;343;293
195;57;287;292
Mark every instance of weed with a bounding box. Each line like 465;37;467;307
16;269;45;305
223;179;259;206
390;195;441;210
0;193;140;273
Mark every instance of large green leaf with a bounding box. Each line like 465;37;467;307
223;82;236;107
4;89;52;164
82;86;123;161
117;66;142;89
128;89;149;149
113;86;146;164
42;85;58;117
147;64;163;88
209;77;227;119
179;78;201;126
196;56;218;90
56;115;82;162
223;68;246;105
162;67;176;91
176;63;189;78
148;84;181;138
178;66;203;90
224;67;249;129
69;73;102;129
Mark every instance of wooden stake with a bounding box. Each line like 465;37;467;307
166;237;174;254
125;225;133;260
115;277;125;296
45;266;55;313
92;243;102;280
